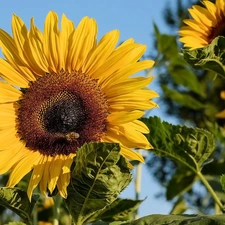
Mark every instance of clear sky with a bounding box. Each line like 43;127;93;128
0;0;179;217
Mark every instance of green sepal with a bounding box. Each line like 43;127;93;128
182;36;225;77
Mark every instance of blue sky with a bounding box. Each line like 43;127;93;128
0;0;179;217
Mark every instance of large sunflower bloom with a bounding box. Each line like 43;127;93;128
0;11;158;200
179;0;225;49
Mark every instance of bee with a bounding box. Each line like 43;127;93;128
65;132;80;141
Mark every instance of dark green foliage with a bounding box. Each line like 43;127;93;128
147;0;225;214
0;188;39;225
89;199;144;222
124;214;225;225
64;142;132;225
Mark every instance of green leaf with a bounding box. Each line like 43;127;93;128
64;142;132;225
157;34;178;59
220;174;225;193
166;166;197;200
124;214;225;225
169;197;188;214
142;116;216;173
162;85;205;110
0;187;39;225
92;221;127;225
168;64;205;97
183;36;225;77
88;198;144;222
153;26;178;59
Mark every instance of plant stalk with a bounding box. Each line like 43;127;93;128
53;196;62;225
134;149;142;219
197;171;224;213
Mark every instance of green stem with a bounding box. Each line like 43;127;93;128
134;150;142;219
53;196;62;225
33;203;38;225
197;171;224;213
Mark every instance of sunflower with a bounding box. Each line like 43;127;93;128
0;11;158;200
179;0;225;49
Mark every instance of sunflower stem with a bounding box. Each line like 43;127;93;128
33;203;38;225
134;150;142;219
53;195;62;225
197;171;225;213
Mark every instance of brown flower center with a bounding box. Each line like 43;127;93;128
209;14;225;43
18;71;108;156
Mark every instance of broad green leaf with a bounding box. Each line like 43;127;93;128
220;174;225;193
162;85;205;110
92;222;126;225
0;187;39;225
183;36;225;77
169;197;188;214
88;198;144;222
168;64;205;97
64;142;132;225
142;116;216;173
125;214;225;225
166;166;197;200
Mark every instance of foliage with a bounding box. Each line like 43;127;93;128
2;0;225;224
147;0;225;217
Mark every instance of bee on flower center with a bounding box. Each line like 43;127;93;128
65;132;80;141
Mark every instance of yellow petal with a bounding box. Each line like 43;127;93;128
203;1;217;19
0;82;22;103
101;60;155;88
7;150;41;187
60;14;75;69
29;18;49;73
48;155;64;194
0;58;29;87
0;140;25;174
104;76;153;98
0;103;17;130
67;17;97;72
57;172;70;198
107;110;145;125
0;128;20;149
82;30;120;74
43;11;60;72
120;145;144;162
192;5;216;25
117;38;134;48
39;156;52;197
27;155;46;200
92;44;146;80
